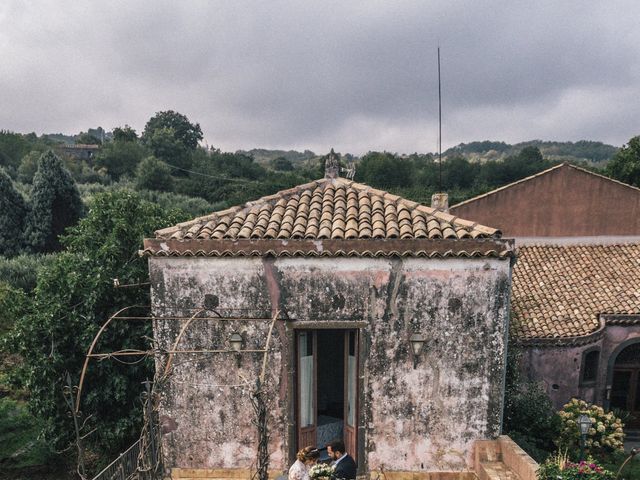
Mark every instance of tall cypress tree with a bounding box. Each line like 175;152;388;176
25;150;83;253
0;168;29;257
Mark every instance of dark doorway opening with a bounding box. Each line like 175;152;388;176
610;341;640;429
296;329;358;462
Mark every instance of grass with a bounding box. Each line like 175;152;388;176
600;451;640;480
0;397;56;470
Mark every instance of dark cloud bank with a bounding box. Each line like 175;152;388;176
1;1;638;154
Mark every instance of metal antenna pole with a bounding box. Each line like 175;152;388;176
438;46;442;191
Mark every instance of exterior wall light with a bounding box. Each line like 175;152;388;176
229;332;243;352
577;414;592;461
410;333;426;369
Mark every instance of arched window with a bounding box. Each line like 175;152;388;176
580;349;600;385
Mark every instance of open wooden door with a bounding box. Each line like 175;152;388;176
344;330;358;462
297;331;317;448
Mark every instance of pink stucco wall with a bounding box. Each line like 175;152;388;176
149;256;512;474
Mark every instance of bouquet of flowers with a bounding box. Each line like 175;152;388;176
309;463;334;480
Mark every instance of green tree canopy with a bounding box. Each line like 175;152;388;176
17;150;43;184
0;168;30;257
356;151;413;188
142;111;203;172
135;156;174;191
94;140;148;180
25;151;83;253
7;190;187;461
112;125;138;143
270;156;294;171
76;132;102;145
0;130;32;175
606;135;640;187
142;110;203;151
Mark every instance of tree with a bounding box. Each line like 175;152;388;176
7;191;187;463
135;156;174;191
0;130;31;176
0;168;29;257
112;125;138;143
76;132;102;145
17;150;42;183
94;140;147;180
142;110;203;151
357;152;413;188
270;157;294;171
142;111;203;172
25;151;83;253
606;135;640;187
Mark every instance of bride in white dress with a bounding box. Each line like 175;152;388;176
288;446;320;480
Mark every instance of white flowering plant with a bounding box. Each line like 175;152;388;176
309;463;334;480
557;398;625;456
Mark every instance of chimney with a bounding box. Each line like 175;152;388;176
431;192;449;212
325;148;339;179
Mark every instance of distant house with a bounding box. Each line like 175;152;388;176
142;153;515;477
56;143;101;161
450;163;640;239
511;244;640;428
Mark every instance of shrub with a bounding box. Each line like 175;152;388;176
503;347;561;462
0;253;57;291
557;399;625;457
537;451;614;480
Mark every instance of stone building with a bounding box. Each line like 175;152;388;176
142;157;515;476
511;244;640;428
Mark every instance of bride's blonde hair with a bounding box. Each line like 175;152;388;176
296;446;320;462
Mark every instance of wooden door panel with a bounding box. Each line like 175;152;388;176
344;330;358;463
297;331;317;449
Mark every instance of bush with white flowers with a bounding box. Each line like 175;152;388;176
557;398;625;455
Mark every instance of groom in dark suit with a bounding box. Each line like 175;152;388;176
327;439;356;480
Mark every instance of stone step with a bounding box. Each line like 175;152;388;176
479;461;520;480
172;468;282;479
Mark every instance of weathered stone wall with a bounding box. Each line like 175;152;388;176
149;256;512;473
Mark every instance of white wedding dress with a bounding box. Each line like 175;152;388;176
288;459;309;480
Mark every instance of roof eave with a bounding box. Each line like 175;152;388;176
141;237;515;259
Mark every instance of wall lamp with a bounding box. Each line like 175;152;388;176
410;333;426;369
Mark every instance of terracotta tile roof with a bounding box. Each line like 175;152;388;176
155;178;499;241
143;177;512;258
511;244;640;342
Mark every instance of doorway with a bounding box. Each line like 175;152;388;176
296;329;358;462
610;341;640;428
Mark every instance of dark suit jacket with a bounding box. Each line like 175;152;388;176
333;454;357;480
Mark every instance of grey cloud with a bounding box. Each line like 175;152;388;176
1;0;639;154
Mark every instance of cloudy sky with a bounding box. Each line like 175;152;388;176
1;1;638;155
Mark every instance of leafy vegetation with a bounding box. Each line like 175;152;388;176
6;191;186;466
25;151;83;253
502;347;561;462
557;399;625;457
0;168;30;257
606;135;640;187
